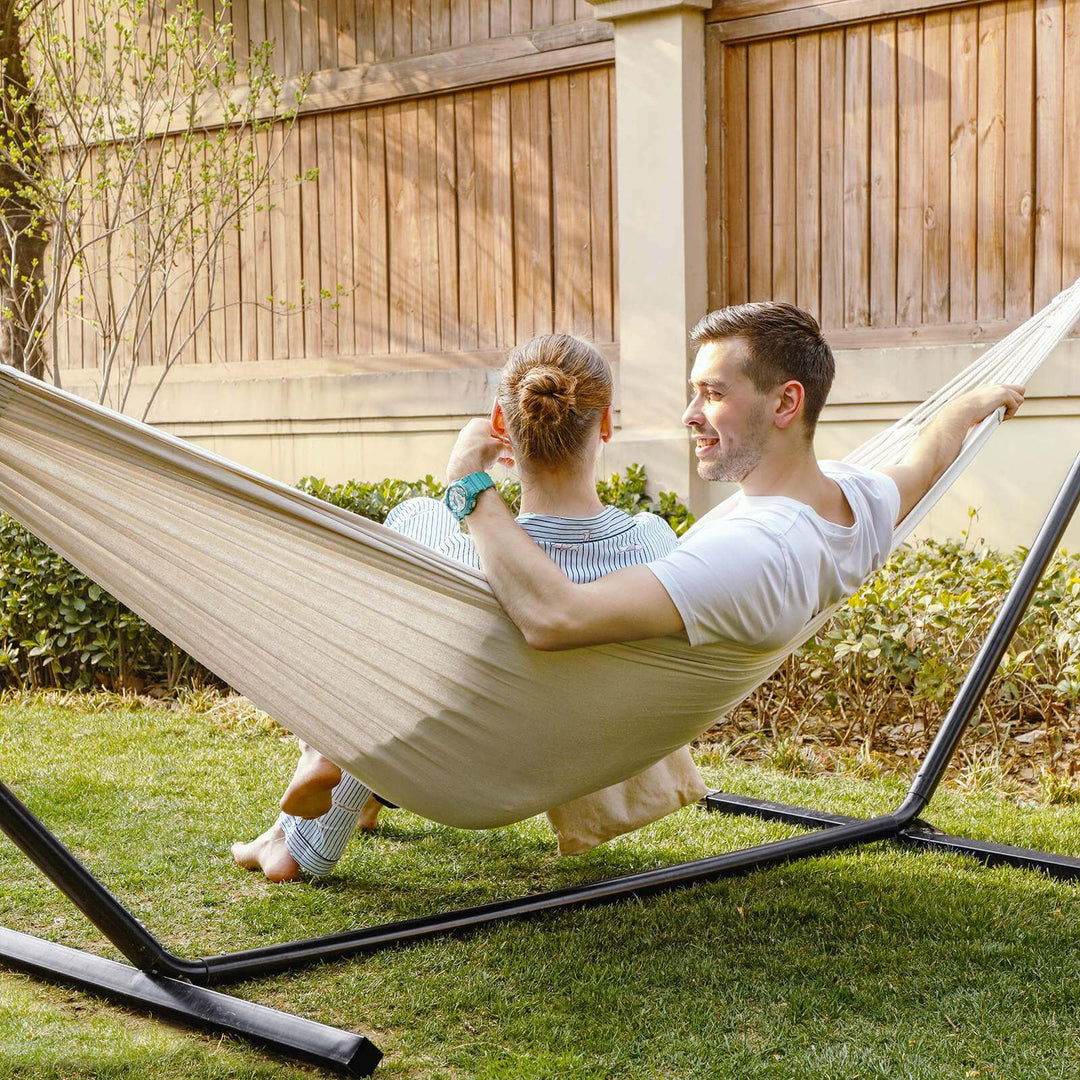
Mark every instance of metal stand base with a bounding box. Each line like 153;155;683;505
0;927;382;1076
703;791;1080;881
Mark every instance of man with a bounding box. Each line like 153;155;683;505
442;302;1024;654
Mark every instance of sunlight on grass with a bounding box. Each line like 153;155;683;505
2;697;1080;1078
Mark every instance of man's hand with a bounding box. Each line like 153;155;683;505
884;383;1026;525
946;383;1026;428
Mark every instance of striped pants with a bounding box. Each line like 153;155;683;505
277;772;375;877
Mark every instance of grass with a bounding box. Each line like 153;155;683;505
2;694;1080;1079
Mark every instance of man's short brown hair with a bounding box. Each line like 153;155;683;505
689;302;835;436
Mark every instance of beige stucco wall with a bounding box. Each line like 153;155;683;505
61;336;1080;551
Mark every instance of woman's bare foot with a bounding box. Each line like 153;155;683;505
357;799;383;832
231;824;302;883
280;745;342;819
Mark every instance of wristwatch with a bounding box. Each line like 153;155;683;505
444;471;496;521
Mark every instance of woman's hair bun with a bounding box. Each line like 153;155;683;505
517;365;576;425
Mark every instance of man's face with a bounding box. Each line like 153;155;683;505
683;339;771;483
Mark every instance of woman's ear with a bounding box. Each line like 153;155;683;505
599;404;614;443
490;401;510;443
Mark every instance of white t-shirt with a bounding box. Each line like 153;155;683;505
647;462;900;649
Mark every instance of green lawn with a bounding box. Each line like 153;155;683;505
2;693;1080;1079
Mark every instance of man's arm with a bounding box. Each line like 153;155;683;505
882;384;1026;525
447;421;684;651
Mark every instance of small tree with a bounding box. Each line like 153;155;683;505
0;0;309;415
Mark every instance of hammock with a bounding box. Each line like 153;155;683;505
2;283;1079;828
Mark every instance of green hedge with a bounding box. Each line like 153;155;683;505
0;466;692;691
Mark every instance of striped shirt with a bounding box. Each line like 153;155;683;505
384;497;678;582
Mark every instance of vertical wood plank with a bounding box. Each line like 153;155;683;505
896;16;923;325
707;28;727;310
393;0;412;57
589;69;613;342
553;0;574;27
283;126;306;357
471;0;490;41
413;0;432;54
609;66;618;336
351;110;372;355
282;0;301;75
265;0;285;78
301;0;319;71
1034;0;1064;304
869;20;897;326
334;110;355;356
977;2;1006;320
474;89;496;347
510;82;534;342
338;0;357;66
723;42;749;306
819;29;844;328
1005;0;1035;318
374;0;394;60
950;6;978;322
844;23;870;327
403;102;424;351
747;41;772;300
317;112;338;354
451;0;469;45
368;108;391;353
491;85;515;344
491;0;511;39
532;0;552;29
418;98;441;351
385;102;406;350
1064;0;1080;283
301;117;322;356
254;129;274;361
794;34;820;319
567;72;592;336
357;0;376;63
771;37;797;303
511;0;531;34
923;10;950;324
431;0;451;49
550;74;573;331
194;146;212;363
436;95;459;350
240;159;259;361
456;91;479;349
319;0;338;69
530;78;553;335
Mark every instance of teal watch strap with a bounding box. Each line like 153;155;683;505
445;471;495;520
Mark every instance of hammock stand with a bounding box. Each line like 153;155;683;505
3;449;1080;1076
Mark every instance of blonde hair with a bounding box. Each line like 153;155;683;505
496;334;613;467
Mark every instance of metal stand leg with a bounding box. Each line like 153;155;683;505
4;456;1079;1070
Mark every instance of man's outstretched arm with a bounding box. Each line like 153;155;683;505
447;421;684;651
882;384;1026;526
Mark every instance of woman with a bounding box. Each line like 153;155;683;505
232;333;703;882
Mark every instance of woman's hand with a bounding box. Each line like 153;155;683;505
446;418;511;482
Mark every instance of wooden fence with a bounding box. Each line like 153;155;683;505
55;1;616;374
707;0;1080;345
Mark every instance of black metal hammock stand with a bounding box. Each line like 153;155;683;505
4;452;1080;1076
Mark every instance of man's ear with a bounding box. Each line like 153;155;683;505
599;404;614;443
773;380;805;431
490;400;510;443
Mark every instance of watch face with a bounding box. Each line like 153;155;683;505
447;484;467;515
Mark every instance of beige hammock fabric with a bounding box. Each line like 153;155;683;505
2;281;1079;829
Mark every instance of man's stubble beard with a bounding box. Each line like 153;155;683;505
695;401;768;484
